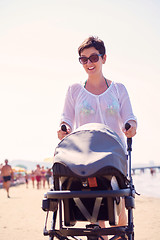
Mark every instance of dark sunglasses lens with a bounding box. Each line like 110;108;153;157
89;54;99;63
79;57;88;64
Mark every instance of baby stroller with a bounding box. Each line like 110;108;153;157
42;123;136;240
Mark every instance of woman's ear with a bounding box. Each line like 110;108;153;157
102;54;107;64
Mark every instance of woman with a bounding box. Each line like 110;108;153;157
41;166;46;189
30;170;35;188
35;164;42;189
57;36;137;233
45;167;52;188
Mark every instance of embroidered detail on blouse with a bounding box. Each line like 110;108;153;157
79;100;95;116
105;96;119;116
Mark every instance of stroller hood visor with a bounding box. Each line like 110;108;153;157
54;123;127;177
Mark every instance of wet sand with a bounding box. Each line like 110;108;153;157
0;183;160;240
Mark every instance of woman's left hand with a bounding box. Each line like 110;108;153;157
122;120;137;138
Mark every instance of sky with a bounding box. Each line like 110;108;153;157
0;0;160;167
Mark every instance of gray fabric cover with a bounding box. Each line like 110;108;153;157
54;123;127;177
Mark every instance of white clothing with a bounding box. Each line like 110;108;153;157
61;81;136;147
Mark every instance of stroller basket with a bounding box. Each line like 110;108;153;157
42;123;135;240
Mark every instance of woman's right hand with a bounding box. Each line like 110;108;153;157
57;123;72;140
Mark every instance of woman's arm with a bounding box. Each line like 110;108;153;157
117;83;137;138
57;84;80;140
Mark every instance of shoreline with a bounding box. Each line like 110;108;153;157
0;183;160;240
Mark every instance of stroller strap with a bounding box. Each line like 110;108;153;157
73;197;102;223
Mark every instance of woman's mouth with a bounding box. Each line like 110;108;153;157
88;66;95;70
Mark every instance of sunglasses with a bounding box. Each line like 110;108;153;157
79;53;102;64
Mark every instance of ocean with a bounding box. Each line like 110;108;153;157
132;169;160;198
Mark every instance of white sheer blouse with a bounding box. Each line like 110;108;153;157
61;81;137;146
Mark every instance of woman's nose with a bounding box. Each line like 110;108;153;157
86;59;92;64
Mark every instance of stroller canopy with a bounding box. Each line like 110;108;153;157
54;123;127;177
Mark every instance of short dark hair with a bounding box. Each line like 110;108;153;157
78;36;106;57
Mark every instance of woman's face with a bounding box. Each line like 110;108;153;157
80;47;106;77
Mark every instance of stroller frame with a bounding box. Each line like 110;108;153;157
42;124;136;240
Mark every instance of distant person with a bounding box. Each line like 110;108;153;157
35;164;41;189
41;166;46;189
45;167;52;188
30;170;35;188
150;168;156;176
0;163;3;182
25;172;29;188
1;159;13;198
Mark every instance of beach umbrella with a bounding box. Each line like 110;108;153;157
15;164;27;170
12;167;26;172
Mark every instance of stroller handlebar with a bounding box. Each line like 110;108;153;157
125;123;132;151
61;124;68;133
125;122;131;131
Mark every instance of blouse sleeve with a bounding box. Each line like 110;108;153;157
60;85;75;130
117;83;137;125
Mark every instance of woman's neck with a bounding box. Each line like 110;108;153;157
84;76;110;95
87;75;105;86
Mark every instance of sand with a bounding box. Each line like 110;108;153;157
0;183;160;240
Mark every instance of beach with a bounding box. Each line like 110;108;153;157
0;183;160;240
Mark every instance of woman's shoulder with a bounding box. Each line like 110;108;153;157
107;81;128;100
112;81;128;93
67;82;83;97
112;81;126;89
68;82;83;90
